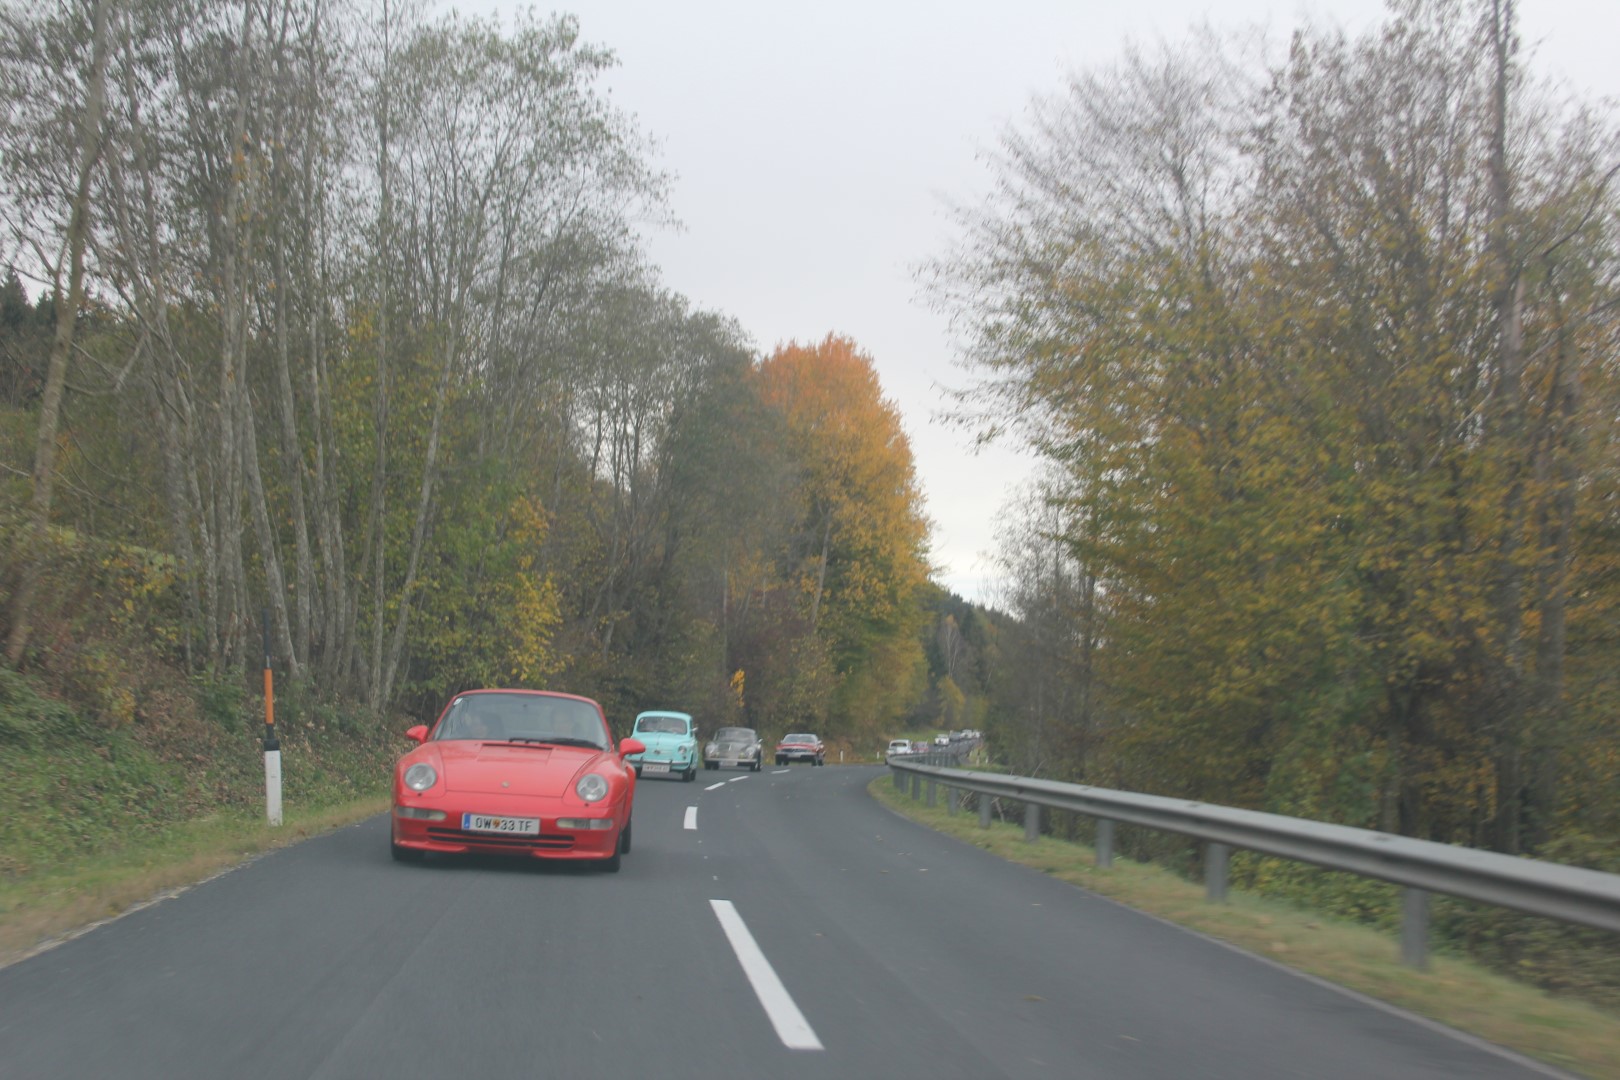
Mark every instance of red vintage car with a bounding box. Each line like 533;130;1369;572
774;732;825;766
390;689;644;871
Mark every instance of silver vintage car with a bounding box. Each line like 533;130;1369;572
704;726;762;771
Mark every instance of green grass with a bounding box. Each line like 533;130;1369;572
869;775;1620;1079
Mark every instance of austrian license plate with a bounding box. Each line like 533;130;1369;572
721;759;738;767
461;813;539;835
643;763;670;774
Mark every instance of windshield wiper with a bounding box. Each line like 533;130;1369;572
503;736;603;750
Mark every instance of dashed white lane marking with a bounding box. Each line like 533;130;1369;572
772;769;791;775
709;899;824;1051
684;806;698;830
728;775;749;783
705;781;727;791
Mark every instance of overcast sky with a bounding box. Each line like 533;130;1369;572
463;0;1618;603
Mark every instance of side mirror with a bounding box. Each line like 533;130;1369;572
619;737;646;757
405;724;429;743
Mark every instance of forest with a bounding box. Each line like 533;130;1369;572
0;1;935;750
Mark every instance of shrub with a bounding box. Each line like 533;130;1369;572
0;667;82;745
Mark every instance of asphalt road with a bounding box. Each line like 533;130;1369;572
0;765;1568;1079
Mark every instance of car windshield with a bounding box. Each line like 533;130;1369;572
433;693;608;749
714;727;754;741
635;715;689;735
783;734;814;743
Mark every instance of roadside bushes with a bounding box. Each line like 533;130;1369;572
0;667;82;745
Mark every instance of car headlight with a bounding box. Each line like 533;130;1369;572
403;763;437;792
576;773;609;803
706;743;718;754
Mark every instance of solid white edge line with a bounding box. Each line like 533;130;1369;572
709;899;824;1051
772;769;792;775
705;781;726;791
684;806;698;830
728;775;749;782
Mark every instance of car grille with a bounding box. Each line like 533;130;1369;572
426;827;577;850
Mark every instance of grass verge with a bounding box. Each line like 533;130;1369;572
0;794;388;969
869;775;1620;1079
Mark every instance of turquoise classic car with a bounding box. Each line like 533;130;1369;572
626;711;698;782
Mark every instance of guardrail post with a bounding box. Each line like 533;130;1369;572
978;793;992;828
946;787;959;816
1024;802;1040;843
926;777;937;807
892;765;904;791
1205;842;1229;902
1096;819;1114;868
1402;887;1430;970
910;773;921;800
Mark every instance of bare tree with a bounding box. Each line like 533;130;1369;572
3;0;111;665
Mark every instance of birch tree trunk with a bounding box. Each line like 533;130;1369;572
1485;0;1528;854
6;0;111;666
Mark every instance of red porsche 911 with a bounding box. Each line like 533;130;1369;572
390;689;644;871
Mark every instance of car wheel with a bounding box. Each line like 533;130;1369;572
391;841;425;864
683;766;696;782
752;759;761;772
633;765;642;778
621;820;632;854
602;843;623;873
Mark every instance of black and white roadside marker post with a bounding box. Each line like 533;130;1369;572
262;608;282;827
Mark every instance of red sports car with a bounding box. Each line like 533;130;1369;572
390;689;644;871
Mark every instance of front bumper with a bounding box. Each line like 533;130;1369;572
627;751;694;771
631;758;693;777
391;797;623;860
705;753;758;768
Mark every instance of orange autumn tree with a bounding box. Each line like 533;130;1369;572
754;335;931;736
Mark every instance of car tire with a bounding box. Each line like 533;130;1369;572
621;820;632;854
601;846;622;873
633;765;642;778
391;841;425;864
752;759;762;772
683;766;696;782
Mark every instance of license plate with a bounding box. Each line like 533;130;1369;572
721;759;738;767
643;763;670;774
462;813;539;835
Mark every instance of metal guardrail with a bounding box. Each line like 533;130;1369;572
886;757;1620;969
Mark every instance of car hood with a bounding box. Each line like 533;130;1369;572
632;732;693;752
433;741;599;797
